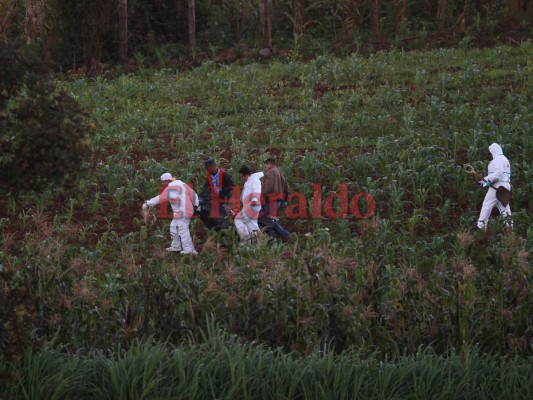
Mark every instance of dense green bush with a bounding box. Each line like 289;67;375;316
0;42;91;194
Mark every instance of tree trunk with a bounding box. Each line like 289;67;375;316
437;0;446;31
456;0;467;32
510;0;526;17
176;0;185;42
23;0;43;42
37;0;51;63
259;0;272;49
394;0;408;33
118;0;128;64
370;0;381;37
0;0;15;39
23;0;50;61
188;0;196;51
512;0;524;13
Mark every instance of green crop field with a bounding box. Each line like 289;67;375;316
1;43;532;398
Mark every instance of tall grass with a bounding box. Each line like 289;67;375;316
2;329;533;400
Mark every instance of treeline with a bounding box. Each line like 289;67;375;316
0;1;532;69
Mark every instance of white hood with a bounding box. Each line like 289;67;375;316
249;172;264;181
489;143;503;159
484;142;510;190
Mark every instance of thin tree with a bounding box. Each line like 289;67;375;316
188;0;196;52
259;0;272;49
370;0;381;37
510;0;530;18
394;0;408;34
23;0;50;62
455;0;468;32
118;0;128;64
437;0;447;32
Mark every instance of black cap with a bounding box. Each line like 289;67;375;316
204;158;216;168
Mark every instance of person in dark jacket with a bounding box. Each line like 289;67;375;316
198;158;235;230
259;158;290;239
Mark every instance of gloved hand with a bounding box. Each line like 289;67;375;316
477;179;488;188
142;202;149;210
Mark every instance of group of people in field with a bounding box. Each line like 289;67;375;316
142;142;512;255
142;158;291;254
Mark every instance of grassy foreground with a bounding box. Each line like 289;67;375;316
1;44;533;395
2;330;533;400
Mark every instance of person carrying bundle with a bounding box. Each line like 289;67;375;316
476;143;512;230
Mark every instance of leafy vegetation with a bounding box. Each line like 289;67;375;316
0;42;92;194
0;43;532;394
2;329;533;399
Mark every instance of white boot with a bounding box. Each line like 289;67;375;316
166;246;182;253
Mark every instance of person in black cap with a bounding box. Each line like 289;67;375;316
198;158;235;230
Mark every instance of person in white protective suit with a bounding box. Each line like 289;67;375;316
476;143;512;230
142;173;199;254
234;166;264;245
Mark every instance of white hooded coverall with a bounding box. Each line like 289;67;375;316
477;143;512;230
146;180;199;253
235;172;264;242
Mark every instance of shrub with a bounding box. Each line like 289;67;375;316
0;264;35;384
0;41;91;195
